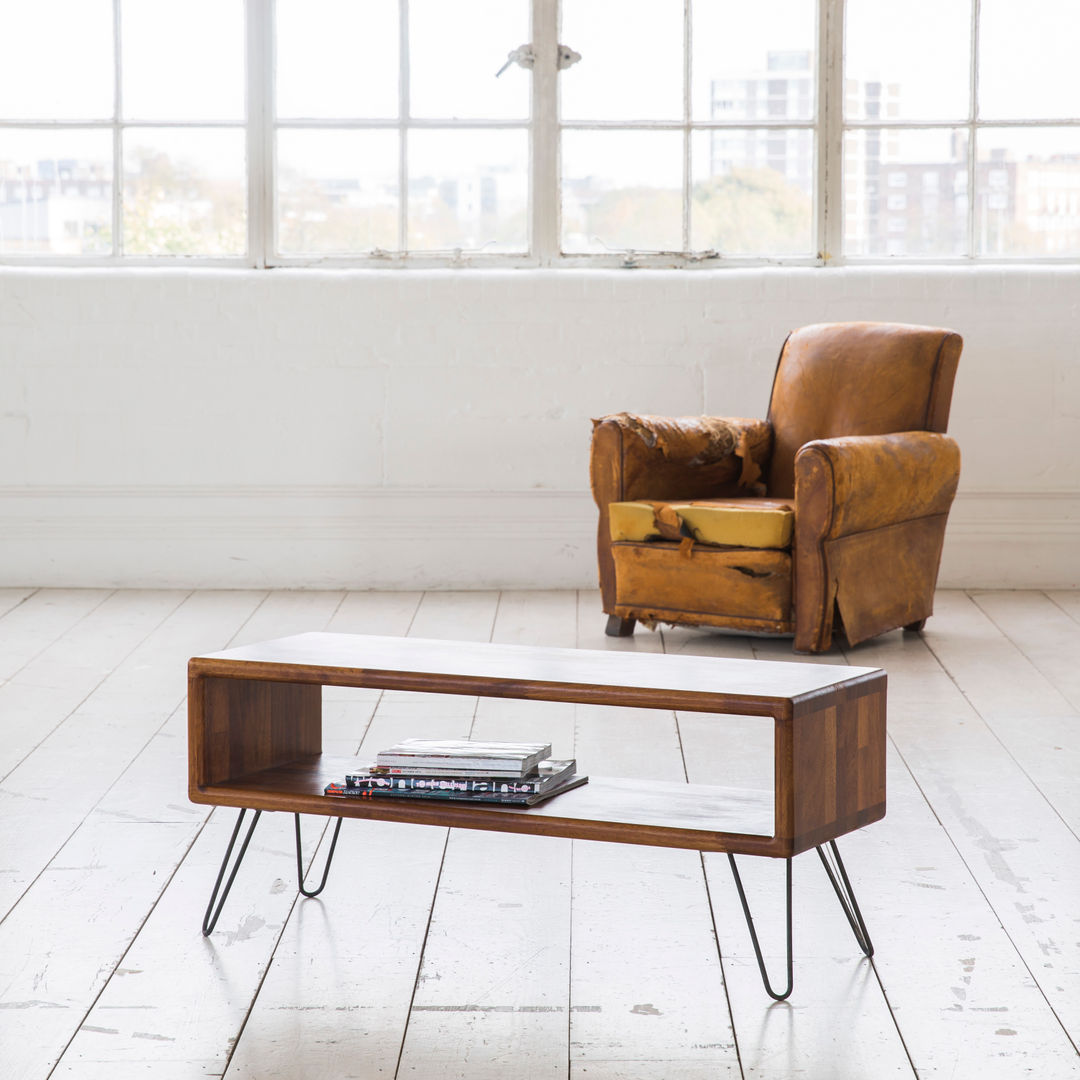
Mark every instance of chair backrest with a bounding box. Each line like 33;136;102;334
765;322;962;498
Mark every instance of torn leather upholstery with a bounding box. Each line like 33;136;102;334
590;413;773;505
590;322;963;652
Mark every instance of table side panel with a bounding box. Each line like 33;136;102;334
786;675;887;854
189;674;322;787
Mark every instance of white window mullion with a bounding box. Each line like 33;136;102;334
398;0;410;253
247;0;273;267
820;0;844;263
966;0;980;259
682;0;692;253
112;0;123;257
532;0;559;264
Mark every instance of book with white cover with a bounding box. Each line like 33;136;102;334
374;738;552;776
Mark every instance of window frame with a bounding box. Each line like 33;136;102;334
0;0;252;267
1;0;1078;268
265;0;827;269
839;0;1080;265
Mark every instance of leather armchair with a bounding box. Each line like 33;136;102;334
590;322;963;652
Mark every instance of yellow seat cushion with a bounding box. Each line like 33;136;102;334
609;498;794;549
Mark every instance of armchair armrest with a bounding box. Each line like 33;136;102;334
794;431;961;540
590;413;774;508
793;431;961;652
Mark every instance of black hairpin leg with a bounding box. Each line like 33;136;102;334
295;813;343;898
203;810;344;936
727;840;874;1001
817;840;874;957
202;808;263;936
728;853;794;1001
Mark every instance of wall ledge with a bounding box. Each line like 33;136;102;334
1;486;1076;590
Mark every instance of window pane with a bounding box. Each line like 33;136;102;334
692;0;816;121
277;0;398;120
980;0;1080;120
845;0;970;121
976;128;1080;257
407;130;527;252
562;130;683;252
123;128;246;255
0;129;112;254
691;130;813;254
561;0;683;121
0;0;113;120
844;128;968;256
410;0;528;120
121;0;244;121
277;130;399;254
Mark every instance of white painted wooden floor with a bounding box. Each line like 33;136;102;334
1;588;1078;1079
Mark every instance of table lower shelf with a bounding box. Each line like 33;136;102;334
192;755;780;856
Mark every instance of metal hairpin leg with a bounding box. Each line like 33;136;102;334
295;813;343;898
727;853;794;1001
816;839;874;957
727;840;873;1001
202;809;344;935
202;808;263;936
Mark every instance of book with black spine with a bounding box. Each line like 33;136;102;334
346;758;577;795
324;772;587;807
374;738;552;777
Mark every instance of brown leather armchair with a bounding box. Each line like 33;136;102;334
590;322;962;652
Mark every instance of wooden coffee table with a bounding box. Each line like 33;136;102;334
188;632;885;999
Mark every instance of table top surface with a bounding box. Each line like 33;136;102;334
191;632;882;708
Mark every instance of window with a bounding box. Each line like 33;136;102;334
560;0;816;260
1;0;1077;266
0;0;246;260
844;0;1080;259
274;0;530;259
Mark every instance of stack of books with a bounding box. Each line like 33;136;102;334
324;739;587;807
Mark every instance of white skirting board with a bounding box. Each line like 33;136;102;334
0;486;1077;590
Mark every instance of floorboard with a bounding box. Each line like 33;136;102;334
570;699;739;1079
0;589;107;687
395;590;575;1079
968;590;1080;714
2;588;1077;1080
849;624;1080;1068
46;591;345;1078
672;631;915;1079
0;586;36;621
0;591;267;1079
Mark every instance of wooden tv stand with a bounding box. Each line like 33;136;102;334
188;632;886;999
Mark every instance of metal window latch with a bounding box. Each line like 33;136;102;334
495;43;581;77
496;44;535;77
557;44;581;70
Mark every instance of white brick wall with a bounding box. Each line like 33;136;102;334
1;265;1077;588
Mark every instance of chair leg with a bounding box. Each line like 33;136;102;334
605;615;636;637
903;619;927;633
